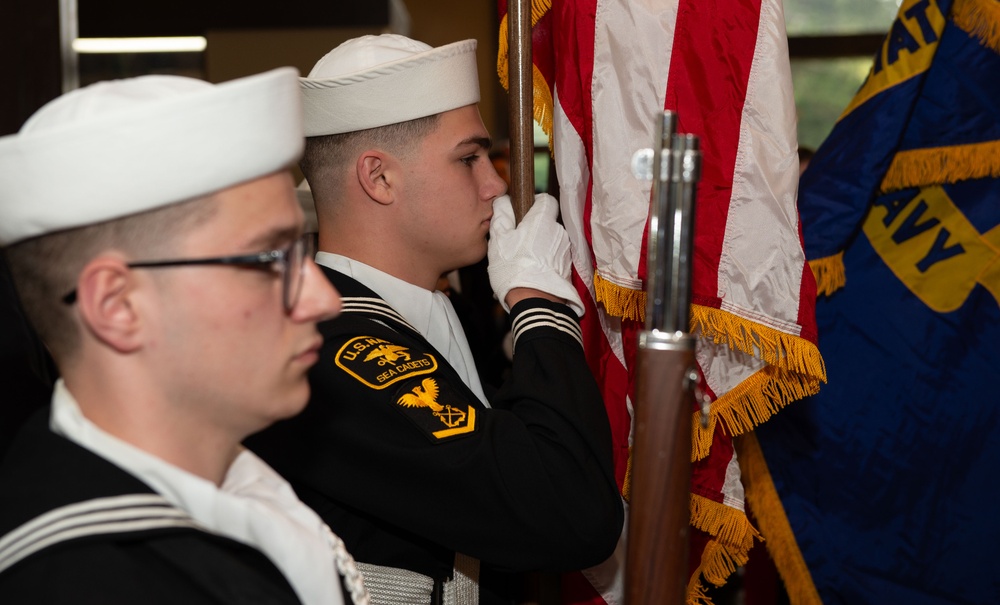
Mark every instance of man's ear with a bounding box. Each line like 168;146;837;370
74;257;145;354
356;151;395;206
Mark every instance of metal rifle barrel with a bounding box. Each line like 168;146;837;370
625;111;702;605
644;112;676;331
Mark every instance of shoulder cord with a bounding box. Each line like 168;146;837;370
324;524;371;605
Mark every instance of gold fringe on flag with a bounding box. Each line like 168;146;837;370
589;291;827;461
809;252;846;296
531;68;555;149
497;0;556;145
736;433;823;605
691;362;825;462
691;413;718;463
689;305;827;460
954;0;1000;54
690;493;761;559
685;493;763;604
688;305;826;459
880;140;1000;194
689;305;826;385
594;272;646;322
685;540;750;604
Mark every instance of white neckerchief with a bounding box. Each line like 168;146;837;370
49;380;361;605
316;252;489;406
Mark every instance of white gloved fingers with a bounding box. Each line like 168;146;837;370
521;192;560;223
487;192;583;316
499;193;568;265
528;194;572;280
489;194;516;236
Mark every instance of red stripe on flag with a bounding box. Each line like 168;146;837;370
573;268;632;489
665;0;763;310
796;223;820;343
550;0;597;160
551;1;599;258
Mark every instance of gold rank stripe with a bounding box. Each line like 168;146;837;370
432;407;477;439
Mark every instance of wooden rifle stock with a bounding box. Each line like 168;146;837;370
625;112;702;605
627;335;696;604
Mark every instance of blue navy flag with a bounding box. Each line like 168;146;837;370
741;0;1000;603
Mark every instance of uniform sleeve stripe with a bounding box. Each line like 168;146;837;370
512;308;583;339
512;319;584;349
512;308;583;349
0;495;199;573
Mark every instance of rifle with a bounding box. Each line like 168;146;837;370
624;111;703;604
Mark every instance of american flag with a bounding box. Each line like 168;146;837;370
498;0;826;602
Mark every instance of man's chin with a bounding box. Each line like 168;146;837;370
465;245;488;268
269;384;312;423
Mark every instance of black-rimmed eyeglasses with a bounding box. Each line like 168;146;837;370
62;233;315;312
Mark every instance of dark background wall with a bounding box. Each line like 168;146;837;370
1;1;507;138
1;0;61;136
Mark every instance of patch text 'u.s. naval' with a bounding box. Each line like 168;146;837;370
335;336;437;389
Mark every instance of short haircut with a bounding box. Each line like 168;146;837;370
300;114;441;194
4;196;218;364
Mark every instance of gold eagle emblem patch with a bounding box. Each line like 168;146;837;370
395;377;477;440
335;336;437;389
397;377;444;411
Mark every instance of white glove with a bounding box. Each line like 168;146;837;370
487;194;585;317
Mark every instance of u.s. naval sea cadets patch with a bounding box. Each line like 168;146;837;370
394;376;477;442
335;336;437;389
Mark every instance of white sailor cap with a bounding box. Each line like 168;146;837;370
300;34;480;137
0;67;304;246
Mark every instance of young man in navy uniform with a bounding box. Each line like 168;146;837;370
0;69;368;604
248;35;624;604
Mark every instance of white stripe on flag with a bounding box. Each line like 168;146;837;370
590;0;679;289
719;0;806;334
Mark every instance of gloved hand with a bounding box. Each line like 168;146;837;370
487;193;585;317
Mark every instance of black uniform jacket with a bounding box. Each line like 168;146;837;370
247;268;624;601
0;409;304;604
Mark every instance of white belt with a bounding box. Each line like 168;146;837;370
444;553;479;605
357;553;479;605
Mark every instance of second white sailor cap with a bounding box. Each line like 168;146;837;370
300;34;480;137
